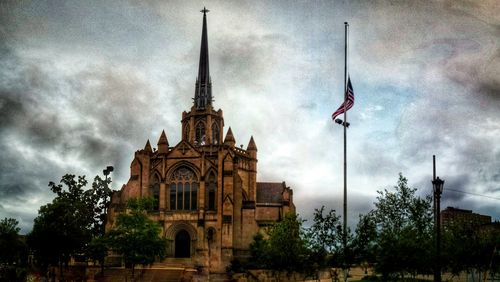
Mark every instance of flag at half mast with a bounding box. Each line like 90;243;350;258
332;77;355;121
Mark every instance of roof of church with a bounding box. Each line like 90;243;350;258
256;182;284;203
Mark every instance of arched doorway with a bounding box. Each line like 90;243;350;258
175;230;191;258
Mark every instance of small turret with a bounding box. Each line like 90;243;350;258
144;139;153;154
224;127;236;147
157;130;169;154
247;136;257;150
247;136;257;159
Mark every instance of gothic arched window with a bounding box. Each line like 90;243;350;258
169;167;198;211
195;122;206;145
150;175;160;211
212;122;220;145
206;172;217;211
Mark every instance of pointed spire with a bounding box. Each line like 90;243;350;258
224;127;235;147
194;7;212;110
157;130;169;146
157;130;169;154
144;139;153;153
247;136;257;151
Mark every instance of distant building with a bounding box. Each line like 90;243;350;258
441;207;491;229
478;221;500;235
106;9;295;273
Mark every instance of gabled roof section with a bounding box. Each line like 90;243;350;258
168;140;201;158
256;182;284;204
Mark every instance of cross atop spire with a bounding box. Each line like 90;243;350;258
194;7;212;110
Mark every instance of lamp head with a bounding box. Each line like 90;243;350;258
103;166;114;176
432;177;445;193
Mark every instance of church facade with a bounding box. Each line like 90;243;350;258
106;9;295;273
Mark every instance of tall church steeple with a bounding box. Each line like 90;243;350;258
182;8;224;147
194;7;212;110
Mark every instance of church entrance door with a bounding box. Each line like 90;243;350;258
175;230;191;258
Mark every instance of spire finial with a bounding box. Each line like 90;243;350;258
201;7;210;15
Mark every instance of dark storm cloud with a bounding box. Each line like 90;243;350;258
0;92;25;128
477;78;500;103
0;0;169;62
442;174;469;200
0;141;53;200
0;37;171;232
213;33;290;92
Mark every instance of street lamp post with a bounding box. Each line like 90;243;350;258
432;176;444;282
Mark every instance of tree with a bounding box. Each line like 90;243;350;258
106;197;166;278
86;236;109;269
306;206;346;276
89;175;113;237
28;175;94;277
247;213;313;280
0;218;27;264
87;175;113;275
0;218;28;282
442;222;500;280
308;206;342;255
352;213;377;273
27;173;113;278
371;173;433;279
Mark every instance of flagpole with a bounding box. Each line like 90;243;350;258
343;21;349;279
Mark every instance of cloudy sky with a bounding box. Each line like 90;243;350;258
1;0;499;233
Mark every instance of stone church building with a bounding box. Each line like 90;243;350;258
106;9;295;273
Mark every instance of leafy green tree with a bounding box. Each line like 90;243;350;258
306;206;348;274
248;232;269;268
442;222;500;280
0;218;28;282
106;197;166;278
87;175;113;275
27;173;114;278
0;218;27;265
246;213;313;280
267;213;310;277
89;175;113;237
86;236;109;273
371;173;433;279
308;206;342;254
28;175;95;277
352;213;377;273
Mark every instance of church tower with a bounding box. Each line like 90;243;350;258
182;7;224;147
107;8;295;275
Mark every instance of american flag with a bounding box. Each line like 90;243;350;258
332;77;354;121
